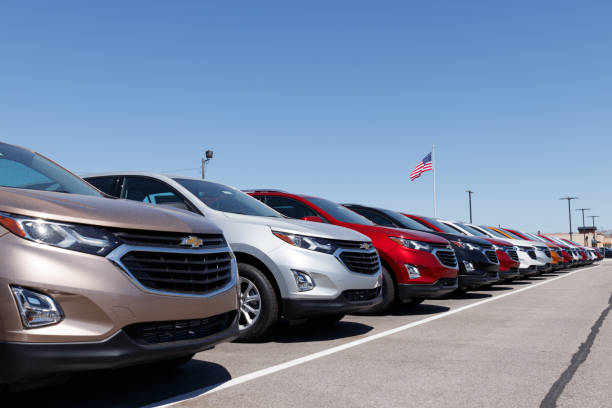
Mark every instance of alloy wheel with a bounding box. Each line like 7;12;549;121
239;277;262;330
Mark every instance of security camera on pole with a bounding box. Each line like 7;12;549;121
201;150;213;179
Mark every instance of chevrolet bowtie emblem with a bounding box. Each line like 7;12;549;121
360;243;371;250
180;236;204;248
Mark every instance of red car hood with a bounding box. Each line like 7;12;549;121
347;224;450;245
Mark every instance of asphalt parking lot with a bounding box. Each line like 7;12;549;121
9;260;612;408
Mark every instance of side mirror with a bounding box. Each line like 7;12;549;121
302;216;324;223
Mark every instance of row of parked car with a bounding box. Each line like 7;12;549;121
0;141;602;388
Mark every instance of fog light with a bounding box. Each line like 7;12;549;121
405;264;421;279
11;286;63;328
463;261;475;272
291;270;315;291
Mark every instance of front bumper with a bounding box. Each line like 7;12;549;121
281;288;382;319
499;267;521;280
537;263;553;273
459;270;499;289
0;313;238;384
266;243;382;302
397;278;458;299
519;265;538;277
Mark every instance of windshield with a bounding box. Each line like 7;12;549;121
306;196;374;225
420;217;462;234
500;229;525;240
478;226;509;239
385;210;434;232
174;178;281;217
457;223;489;237
441;222;469;235
0;142;100;196
522;232;544;242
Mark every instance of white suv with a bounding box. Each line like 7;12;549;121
85;173;382;341
463;225;545;276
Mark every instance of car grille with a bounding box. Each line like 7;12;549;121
120;251;233;295
343;287;381;301
124;311;236;345
507;249;519;262
528;250;537;259
435;249;458;268
484;250;499;263
111;229;226;249
339;250;380;274
331;240;374;250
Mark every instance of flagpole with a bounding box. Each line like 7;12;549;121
432;144;437;217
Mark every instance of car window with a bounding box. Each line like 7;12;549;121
174;178;281;217
421;217;461;234
351;208;396;227
265;196;321;220
86;176;119;196
0;142;100;196
305;196;375;225
500;229;525;240
441;222;468;235
457;223;488;237
479;226;508;239
122;177;187;207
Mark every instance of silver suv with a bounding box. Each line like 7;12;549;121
85;173;383;341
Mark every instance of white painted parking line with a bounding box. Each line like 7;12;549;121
151;264;602;408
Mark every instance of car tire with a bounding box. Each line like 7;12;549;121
359;266;395;315
309;314;345;325
235;262;278;342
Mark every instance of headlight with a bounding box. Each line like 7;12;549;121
388;237;432;252
451;241;481;251
272;231;337;254
0;212;120;256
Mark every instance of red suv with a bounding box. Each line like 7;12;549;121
247;191;459;313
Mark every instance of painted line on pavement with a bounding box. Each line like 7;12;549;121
152;263;603;407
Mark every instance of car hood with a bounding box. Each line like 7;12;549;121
422;231;493;246
222;212;371;242
491;237;537;247
482;237;514;247
344;224;450;244
0;187;222;234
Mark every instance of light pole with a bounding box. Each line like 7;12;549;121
560;197;578;240
201;150;213;179
466;190;474;223
588;215;600;247
576;208;590;246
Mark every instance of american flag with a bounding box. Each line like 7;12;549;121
409;152;433;181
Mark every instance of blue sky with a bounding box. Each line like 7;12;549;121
1;1;610;233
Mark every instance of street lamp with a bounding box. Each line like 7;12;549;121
576;208;590;246
589;215;600;247
560;197;578;240
466;190;474;223
201;150;214;179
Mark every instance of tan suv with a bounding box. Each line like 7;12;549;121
0;142;239;387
